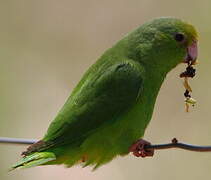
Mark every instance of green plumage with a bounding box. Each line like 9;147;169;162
12;17;198;170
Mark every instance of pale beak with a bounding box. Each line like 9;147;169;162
184;41;198;65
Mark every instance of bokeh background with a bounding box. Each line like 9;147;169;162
0;0;211;180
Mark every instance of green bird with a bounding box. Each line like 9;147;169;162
12;17;198;170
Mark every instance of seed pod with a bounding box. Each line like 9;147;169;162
185;97;197;106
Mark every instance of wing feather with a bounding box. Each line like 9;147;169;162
24;60;144;154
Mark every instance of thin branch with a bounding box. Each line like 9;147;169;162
1;137;211;153
146;138;211;152
0;137;37;145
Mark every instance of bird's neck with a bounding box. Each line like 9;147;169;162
140;65;167;124
143;65;166;101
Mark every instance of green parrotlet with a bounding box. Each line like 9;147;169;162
12;17;198;170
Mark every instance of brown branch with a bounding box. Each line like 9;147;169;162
1;137;211;152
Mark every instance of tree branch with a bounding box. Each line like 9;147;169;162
145;138;211;152
1;137;211;153
0;137;37;145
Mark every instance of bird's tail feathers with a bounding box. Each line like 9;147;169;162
10;152;56;170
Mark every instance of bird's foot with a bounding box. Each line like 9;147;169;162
129;139;154;158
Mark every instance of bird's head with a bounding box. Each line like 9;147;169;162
127;17;198;73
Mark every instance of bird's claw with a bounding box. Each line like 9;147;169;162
129;139;154;158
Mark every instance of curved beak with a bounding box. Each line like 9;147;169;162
184;41;198;65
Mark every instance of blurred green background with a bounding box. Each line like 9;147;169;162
0;0;211;180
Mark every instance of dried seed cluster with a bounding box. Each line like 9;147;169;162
180;65;197;112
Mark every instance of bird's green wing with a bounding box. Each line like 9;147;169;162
27;60;144;153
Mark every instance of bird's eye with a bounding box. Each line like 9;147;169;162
174;33;185;42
